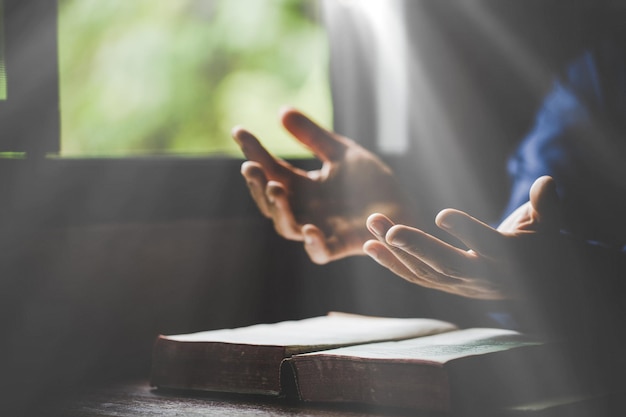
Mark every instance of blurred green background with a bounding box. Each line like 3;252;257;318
58;0;332;157
0;1;6;101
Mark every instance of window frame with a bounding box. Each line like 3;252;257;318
0;0;333;228
0;0;59;156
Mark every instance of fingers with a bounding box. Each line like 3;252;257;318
529;175;561;231
365;214;462;287
436;209;503;259
266;181;303;241
280;107;348;162
241;161;303;240
241;161;271;218
302;225;328;264
385;224;480;279
303;224;341;264
232;127;301;180
366;213;395;238
363;240;418;282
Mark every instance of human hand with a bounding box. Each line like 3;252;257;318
232;108;414;264
363;176;565;300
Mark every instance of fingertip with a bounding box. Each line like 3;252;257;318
231;127;259;149
366;212;385;223
385;224;413;247
530;175;555;192
529;175;558;204
364;240;399;269
303;224;336;264
241;160;261;174
536;175;555;186
279;106;298;120
280;108;346;162
529;176;561;226
435;208;461;230
309;254;330;265
280;107;305;128
231;125;247;142
366;213;394;237
231;125;244;137
363;240;381;260
241;162;268;190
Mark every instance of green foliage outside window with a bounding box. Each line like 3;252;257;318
58;0;332;157
0;1;6;101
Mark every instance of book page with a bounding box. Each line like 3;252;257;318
295;328;542;364
165;314;457;354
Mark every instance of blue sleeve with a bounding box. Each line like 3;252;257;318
489;42;626;331
504;51;604;219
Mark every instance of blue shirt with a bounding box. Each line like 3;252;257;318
492;40;626;332
505;40;626;246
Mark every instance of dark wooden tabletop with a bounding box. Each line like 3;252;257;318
39;379;621;417
43;379;425;417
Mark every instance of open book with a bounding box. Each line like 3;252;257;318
150;313;457;396
151;313;561;413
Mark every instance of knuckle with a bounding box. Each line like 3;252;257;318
437;261;470;279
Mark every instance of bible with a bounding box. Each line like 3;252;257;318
151;313;566;413
284;327;557;414
150;313;457;396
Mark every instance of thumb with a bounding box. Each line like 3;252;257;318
529;176;561;231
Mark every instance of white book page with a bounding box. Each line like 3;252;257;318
296;328;542;364
165;314;458;353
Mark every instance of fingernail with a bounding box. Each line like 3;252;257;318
435;210;454;230
387;234;407;247
369;220;386;236
437;218;451;229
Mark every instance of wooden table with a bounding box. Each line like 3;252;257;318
43;379;421;417
40;379;620;417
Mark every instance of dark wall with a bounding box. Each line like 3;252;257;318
0;158;499;415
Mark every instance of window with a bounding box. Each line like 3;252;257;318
0;1;6;101
58;0;332;157
0;0;334;224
